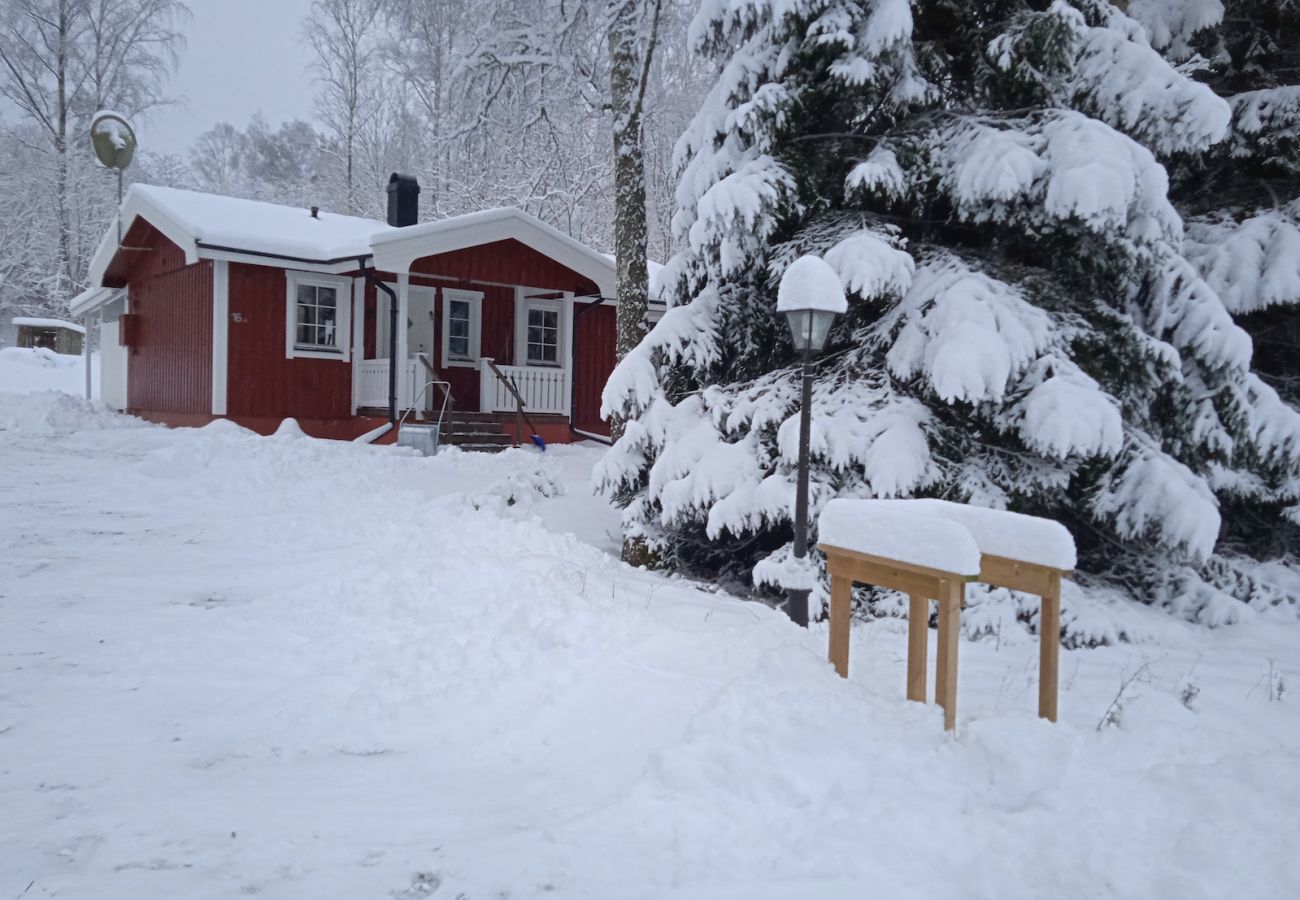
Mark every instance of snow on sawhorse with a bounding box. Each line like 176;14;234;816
818;499;1076;731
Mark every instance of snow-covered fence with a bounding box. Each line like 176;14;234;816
817;498;1076;731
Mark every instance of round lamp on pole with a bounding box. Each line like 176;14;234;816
776;255;846;627
86;110;137;403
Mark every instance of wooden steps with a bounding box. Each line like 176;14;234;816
439;411;512;453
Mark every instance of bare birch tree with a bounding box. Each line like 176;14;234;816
0;0;186;301
304;0;386;215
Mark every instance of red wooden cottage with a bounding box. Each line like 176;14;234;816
71;176;630;446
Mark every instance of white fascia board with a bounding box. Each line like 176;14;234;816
69;286;122;317
86;188;201;287
370;209;616;297
194;246;363;275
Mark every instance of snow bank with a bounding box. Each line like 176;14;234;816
817;498;982;575
0;346;88;395
0;390;137;436
4;408;1300;898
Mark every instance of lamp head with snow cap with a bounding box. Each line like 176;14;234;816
777;255;846;353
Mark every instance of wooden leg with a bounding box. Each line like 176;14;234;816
907;593;928;702
935;580;962;731
828;574;852;678
1039;573;1061;722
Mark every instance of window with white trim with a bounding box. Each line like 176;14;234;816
285;272;351;360
526;304;561;365
440;288;482;368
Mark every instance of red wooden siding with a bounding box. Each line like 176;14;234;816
226;263;354;420
127;258;213;415
573;304;616;436
409;239;601;296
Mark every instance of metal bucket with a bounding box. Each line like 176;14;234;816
396;423;440;456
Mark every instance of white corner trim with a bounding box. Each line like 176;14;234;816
284;270;352;362
440;287;483;369
350;278;365;415
86;188;200;288
211;260;229;415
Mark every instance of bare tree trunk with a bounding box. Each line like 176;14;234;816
608;0;662;566
55;0;73;300
607;0;662;443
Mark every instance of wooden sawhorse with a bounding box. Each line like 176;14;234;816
820;543;1068;730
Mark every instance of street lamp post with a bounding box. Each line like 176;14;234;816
776;256;846;627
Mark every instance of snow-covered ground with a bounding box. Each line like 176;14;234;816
0;347;97;400
2;373;1299;898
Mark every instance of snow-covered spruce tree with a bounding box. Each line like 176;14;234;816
596;0;1300;621
1139;0;1300;564
1132;1;1300;397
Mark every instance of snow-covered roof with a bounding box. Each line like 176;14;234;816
68;287;123;319
86;185;395;288
370;206;617;298
82;185;620;305
14;316;86;334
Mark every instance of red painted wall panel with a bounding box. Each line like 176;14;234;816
127;255;213;415
573;304;616;436
226;263;354;420
409;239;601;296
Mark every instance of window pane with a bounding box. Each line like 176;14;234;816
294;282;344;350
449;319;468;339
449;336;468;357
528;325;543;343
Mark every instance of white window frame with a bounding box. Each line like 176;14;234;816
285;270;351;361
523;296;565;368
440;287;483;368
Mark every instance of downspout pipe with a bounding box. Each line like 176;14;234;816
359;259;399;424
570;295;614;446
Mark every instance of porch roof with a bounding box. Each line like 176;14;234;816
370;207;617;298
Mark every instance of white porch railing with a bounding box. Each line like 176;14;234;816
357;358;420;411
479;358;568;415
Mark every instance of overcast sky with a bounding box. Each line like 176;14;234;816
137;0;319;157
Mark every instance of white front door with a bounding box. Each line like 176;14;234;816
408;286;436;362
